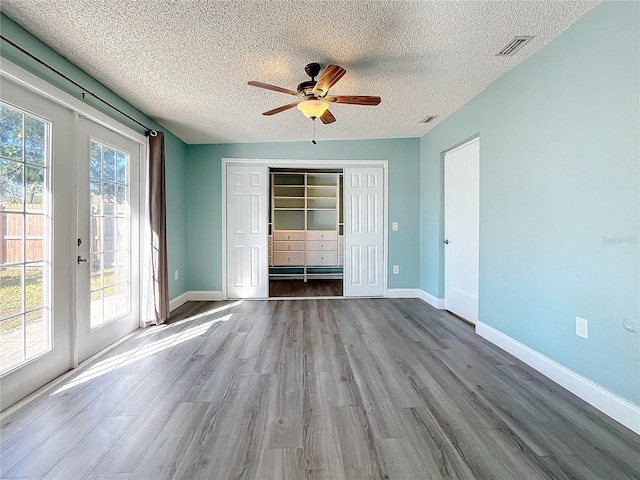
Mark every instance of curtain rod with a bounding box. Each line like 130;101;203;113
0;34;157;137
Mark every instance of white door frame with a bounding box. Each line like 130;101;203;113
221;158;389;299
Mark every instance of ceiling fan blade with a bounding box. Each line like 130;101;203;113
262;103;299;115
325;95;381;106
313;65;346;96
248;81;301;97
320;109;336;124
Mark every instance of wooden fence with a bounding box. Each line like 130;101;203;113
0;205;45;264
0;204;117;265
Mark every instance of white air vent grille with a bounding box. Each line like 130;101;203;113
496;36;534;56
420;115;438;124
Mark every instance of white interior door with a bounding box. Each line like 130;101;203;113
76;118;141;363
0;77;75;408
444;138;479;323
344;166;384;297
226;164;268;299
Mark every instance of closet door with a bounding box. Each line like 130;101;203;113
226;165;268;298
344;167;384;297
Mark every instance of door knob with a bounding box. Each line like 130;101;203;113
444;239;449;245
77;256;88;264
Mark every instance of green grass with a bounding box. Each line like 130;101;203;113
0;267;44;320
0;266;122;331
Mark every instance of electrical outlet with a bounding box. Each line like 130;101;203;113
576;316;588;339
393;265;399;274
174;270;179;281
392;222;399;231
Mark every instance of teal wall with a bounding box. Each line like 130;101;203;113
420;2;639;404
186;139;420;291
0;14;189;299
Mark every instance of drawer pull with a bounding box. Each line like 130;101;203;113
287;245;290;250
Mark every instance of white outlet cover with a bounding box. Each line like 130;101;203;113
392;222;399;231
576;316;588;339
393;265;399;274
175;270;179;280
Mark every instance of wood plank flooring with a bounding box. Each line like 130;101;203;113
269;280;343;297
1;298;638;479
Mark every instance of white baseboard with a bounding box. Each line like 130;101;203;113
169;292;190;311
169;291;226;311
189;290;225;302
386;288;421;298
417;289;445;309
476;322;640;435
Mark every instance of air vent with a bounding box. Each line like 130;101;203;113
420;115;438;124
496;36;534;56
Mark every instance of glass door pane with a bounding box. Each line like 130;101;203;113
0;102;51;374
88;141;131;328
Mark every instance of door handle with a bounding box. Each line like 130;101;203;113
444;239;450;245
77;256;88;264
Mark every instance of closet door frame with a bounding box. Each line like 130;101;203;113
221;158;389;299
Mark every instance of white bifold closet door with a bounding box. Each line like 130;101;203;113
344;167;384;297
226;165;268;299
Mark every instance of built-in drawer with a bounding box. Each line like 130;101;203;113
306;240;337;251
273;240;305;252
306;230;337;241
306;251;338;266
273;251;305;265
274;230;305;241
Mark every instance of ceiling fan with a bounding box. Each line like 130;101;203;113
248;63;381;125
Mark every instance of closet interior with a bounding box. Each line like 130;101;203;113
268;168;343;297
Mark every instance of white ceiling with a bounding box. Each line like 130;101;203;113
1;1;598;145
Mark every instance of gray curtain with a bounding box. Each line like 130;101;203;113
149;132;170;323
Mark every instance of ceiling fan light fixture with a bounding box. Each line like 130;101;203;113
297;99;329;119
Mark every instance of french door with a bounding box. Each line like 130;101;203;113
76;118;140;363
0;77;75;408
0;75;143;409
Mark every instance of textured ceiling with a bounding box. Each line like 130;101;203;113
1;1;599;144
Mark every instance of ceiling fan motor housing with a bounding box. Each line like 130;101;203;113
298;63;323;96
297;80;317;97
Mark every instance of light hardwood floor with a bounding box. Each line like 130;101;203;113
1;299;638;479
